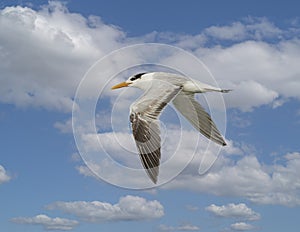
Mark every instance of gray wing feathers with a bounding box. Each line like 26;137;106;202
172;93;226;146
130;113;161;183
130;83;182;183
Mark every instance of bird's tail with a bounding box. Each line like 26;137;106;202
220;89;232;93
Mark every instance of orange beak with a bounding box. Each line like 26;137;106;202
111;82;129;90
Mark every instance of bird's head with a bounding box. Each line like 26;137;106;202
111;72;148;90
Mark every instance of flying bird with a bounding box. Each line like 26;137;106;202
111;72;230;184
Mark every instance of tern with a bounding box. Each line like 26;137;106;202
111;72;230;183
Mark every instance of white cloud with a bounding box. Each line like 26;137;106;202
164;151;300;206
272;97;287;109
0;2;124;111
74;128;233;188
54;118;73;133
1;3;300;114
70;152;82;162
76;164;98;178
205;203;260;221
205;22;248;41
230;222;255;231
204;17;282;41
74;125;300;206
47;195;164;222
2;2;300;204
0;165;11;184
159;223;200;231
224;80;278;112
74;119;300;206
11;214;79;231
197;38;300;111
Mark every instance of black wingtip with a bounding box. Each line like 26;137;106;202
223;142;227;146
151;177;157;184
148;168;158;184
221;89;232;93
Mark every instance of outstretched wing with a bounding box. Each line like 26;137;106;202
130;81;182;183
172;92;226;146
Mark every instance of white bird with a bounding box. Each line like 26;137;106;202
111;72;230;183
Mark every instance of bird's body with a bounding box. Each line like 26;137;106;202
126;72;227;93
111;72;230;183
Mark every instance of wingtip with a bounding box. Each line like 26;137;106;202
221;89;232;93
149;172;158;184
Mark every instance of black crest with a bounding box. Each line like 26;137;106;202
130;72;147;81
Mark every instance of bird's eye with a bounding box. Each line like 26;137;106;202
130;72;147;81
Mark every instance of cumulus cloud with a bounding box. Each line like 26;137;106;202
11;214;79;231
204;22;248;41
163;18;300;111
164;151;300;206
2;1;300;205
46;195;164;222
75;164;96;178
205;203;260;221
0;2;124;111
205;203;258;231
54;118;73;133
197;39;300;111
75;125;300;206
1;3;300;114
0;165;11;184
73;127;233;188
230;222;255;231
204;17;282;41
224;80;278;111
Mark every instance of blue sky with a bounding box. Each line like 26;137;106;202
1;0;300;231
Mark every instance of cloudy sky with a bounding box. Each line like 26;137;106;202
1;0;300;231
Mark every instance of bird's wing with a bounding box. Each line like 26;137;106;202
172;92;226;146
130;81;182;183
